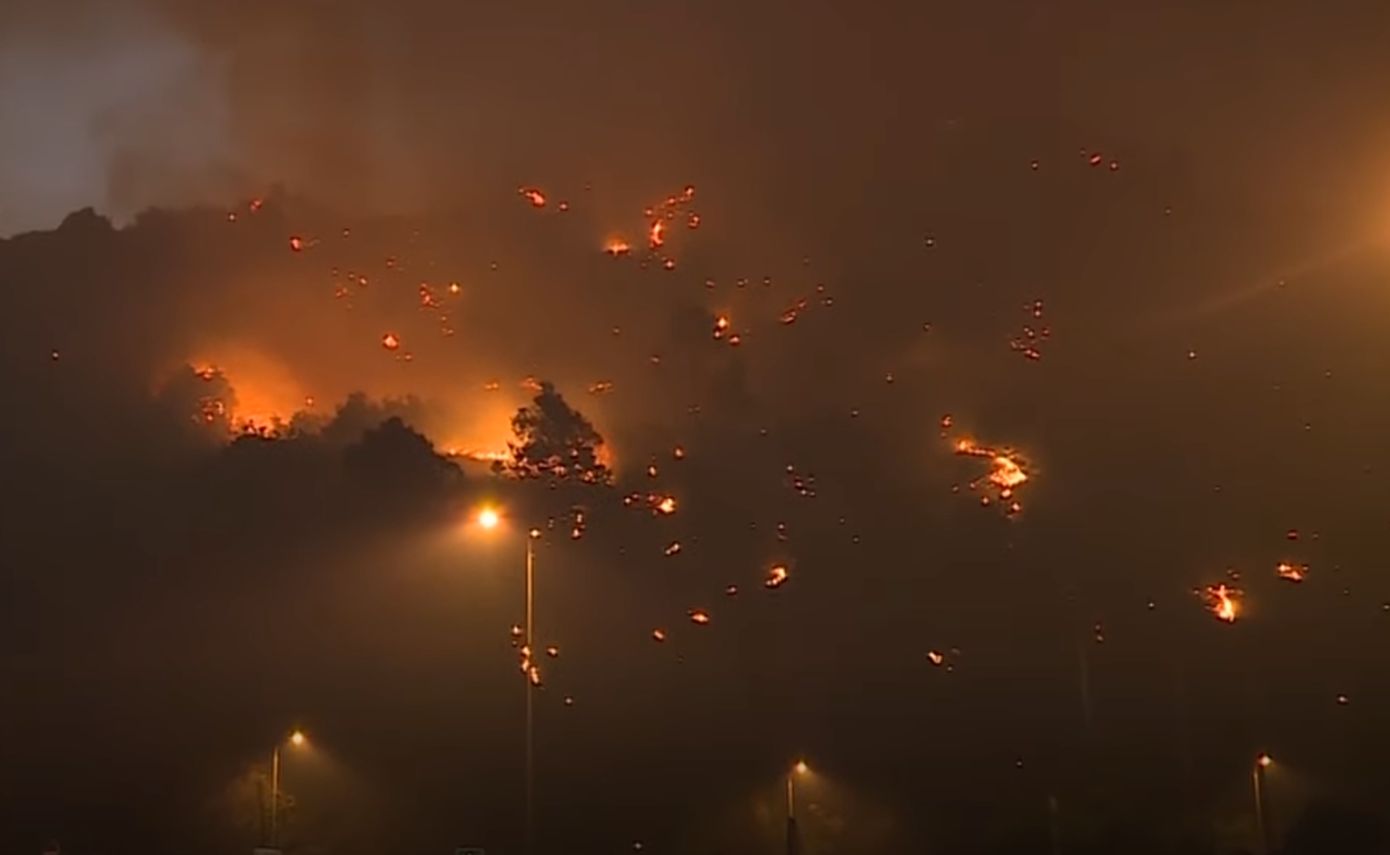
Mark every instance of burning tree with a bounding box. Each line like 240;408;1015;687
501;381;613;485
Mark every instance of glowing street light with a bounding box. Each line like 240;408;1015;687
786;760;810;855
472;504;541;854
1252;753;1274;855
270;729;309;848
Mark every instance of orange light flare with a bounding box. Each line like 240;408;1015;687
927;650;945;666
1201;583;1242;623
604;238;632;257
1276;562;1308;583
587;380;615;395
519;187;547;208
654;496;678;515
688;609;710;625
381;332;401;351
648;220;666;250
664;541;682;557
651;628;667;642
764;564;790;589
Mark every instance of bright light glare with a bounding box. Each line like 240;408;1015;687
289;730;307;747
1257;753;1272;768
794;760;809;775
478;508;501;530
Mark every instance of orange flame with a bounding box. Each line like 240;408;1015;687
764;565;790;589
1203;583;1241;623
1276;562;1307;582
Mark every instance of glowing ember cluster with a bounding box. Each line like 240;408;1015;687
785;464;818;498
1275;562;1308;582
953;437;1030;516
1199;583;1242;623
1008;299;1051;361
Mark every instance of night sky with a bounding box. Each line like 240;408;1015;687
4;2;1390;854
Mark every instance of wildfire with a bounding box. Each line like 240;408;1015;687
764;564;790;589
953;435;1031;515
1276;562;1308;582
1202;583;1242;623
989;456;1028;490
454;449;511;464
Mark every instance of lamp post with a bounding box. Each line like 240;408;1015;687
269;729;307;849
1252;753;1273;855
786;760;809;855
476;506;540;854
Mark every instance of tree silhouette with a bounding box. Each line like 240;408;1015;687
502;381;613;485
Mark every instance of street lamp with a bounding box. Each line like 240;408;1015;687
270;729;308;848
473;505;541;854
1252;753;1274;855
786;759;810;817
786;760;810;855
